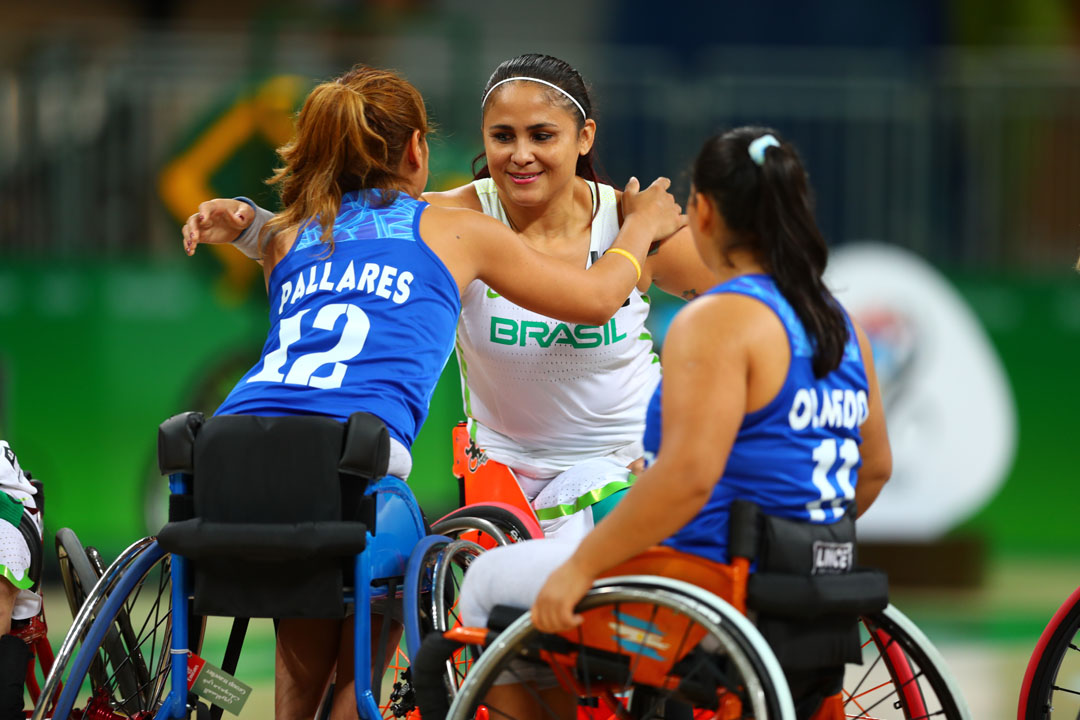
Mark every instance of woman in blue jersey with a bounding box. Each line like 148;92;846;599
211;65;683;719
456;127;891;719
184;54;716;543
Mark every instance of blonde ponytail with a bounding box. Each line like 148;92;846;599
265;65;429;255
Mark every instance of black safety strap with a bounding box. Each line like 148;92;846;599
210;617;249;720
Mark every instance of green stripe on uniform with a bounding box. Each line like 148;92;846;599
533;478;636;521
0;491;23;530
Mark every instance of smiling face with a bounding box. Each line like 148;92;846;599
481;81;595;209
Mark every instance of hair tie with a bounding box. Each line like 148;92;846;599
482;77;587;120
748;134;780;166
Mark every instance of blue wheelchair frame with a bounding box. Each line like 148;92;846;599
48;473;428;720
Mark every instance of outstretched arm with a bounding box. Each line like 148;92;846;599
181;198;272;260
425;177;686;326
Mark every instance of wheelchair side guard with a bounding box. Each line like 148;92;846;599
157;411;204;475
402;533;454;658
593;574;765;640
365;476;426;582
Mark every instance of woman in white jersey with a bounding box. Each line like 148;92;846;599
183;54;716;542
0;442;42;719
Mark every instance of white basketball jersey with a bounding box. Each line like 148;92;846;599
456;179;661;477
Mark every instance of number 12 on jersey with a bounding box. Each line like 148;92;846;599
806;438;859;522
247;303;371;389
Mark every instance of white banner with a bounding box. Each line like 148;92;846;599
825;243;1017;540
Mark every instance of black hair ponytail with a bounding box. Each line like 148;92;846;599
692;127;848;377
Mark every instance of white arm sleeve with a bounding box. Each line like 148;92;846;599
231;197;275;260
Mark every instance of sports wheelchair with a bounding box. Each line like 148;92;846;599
410;502;973;720
32;410;451;720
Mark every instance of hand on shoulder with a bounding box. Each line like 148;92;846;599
421;183;482;211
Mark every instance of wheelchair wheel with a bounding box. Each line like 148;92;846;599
846;605;971;720
431;503;541;547
44;540;202;720
54;528;143;707
403;534;485;658
1018;586;1080;720
430;581;795;720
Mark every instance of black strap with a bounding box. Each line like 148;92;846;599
210;618;249;720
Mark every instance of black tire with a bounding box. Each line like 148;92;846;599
54;528;142;705
1020;591;1080;720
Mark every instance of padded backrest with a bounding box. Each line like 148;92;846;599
194;415;346;524
728;500;762;561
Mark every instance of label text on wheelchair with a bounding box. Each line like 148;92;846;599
609;612;669;662
788;387;869;431
188;652;252;715
278;260;413;314
812;541;854;574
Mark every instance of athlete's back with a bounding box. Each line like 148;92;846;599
216;190;460;450
650;274;870;564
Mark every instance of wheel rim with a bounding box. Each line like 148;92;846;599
65;550;189;719
447;586;788;720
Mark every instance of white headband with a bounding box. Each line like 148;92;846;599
481;77;587;120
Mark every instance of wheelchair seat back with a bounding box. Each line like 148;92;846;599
157;411;392;619
730;500;889;671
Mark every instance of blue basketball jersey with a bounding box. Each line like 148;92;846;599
644;274;869;564
215;191;461;448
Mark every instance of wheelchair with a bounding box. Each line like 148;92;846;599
410;502;973;720
32;410;434;720
4;472;51;717
401;424;546;667
1018;584;1080;719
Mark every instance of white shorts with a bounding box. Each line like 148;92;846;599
0;441;43;620
459;538;581;629
0;516;42;620
523;457;632;544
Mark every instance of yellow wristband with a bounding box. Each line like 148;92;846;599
604;247;642;282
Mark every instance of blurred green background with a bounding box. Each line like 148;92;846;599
2;2;1078;716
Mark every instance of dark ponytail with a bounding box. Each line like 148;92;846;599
692;127;848;377
472;53;603;185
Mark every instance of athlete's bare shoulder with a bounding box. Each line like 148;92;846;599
421;183;482;211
